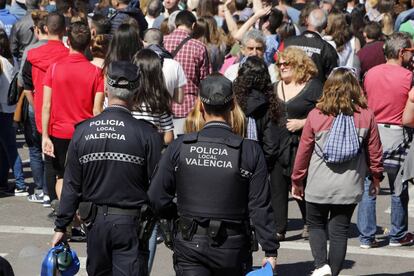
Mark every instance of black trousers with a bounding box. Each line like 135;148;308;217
173;233;252;276
270;163;307;234
306;202;356;276
86;213;149;276
44;136;70;201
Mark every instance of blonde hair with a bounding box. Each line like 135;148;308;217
277;46;318;84
317;68;367;116
184;99;246;137
381;12;394;36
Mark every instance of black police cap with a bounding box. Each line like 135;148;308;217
199;74;233;106
106;61;140;90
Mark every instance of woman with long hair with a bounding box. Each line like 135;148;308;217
233;55;282;179
273;46;323;241
324;11;361;68
193;16;227;72
102;23;142;108
132;48;174;273
132;48;173;144
291;68;383;276
0;28;27;195
103;23;143;71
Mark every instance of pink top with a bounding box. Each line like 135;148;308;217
364;63;412;125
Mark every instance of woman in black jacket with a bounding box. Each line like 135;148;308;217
234;56;282;168
234;57;285;238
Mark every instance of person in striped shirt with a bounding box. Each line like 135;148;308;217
132;48;174;145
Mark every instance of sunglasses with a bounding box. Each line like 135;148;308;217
402;48;414;53
330;66;358;78
276;61;290;67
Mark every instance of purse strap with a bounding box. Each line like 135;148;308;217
280;81;289;118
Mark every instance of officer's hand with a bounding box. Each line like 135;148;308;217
291;184;304;200
262;257;277;270
42;136;55;157
51;232;66;247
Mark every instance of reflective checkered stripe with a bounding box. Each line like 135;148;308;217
240;168;252;178
79;152;145;165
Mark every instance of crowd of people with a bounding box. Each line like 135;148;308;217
1;0;414;275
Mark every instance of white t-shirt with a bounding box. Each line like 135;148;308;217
224;62;278;84
162;58;187;97
145;16;155;28
0;56;15;113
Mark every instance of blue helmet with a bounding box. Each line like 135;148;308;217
41;243;80;276
246;262;273;276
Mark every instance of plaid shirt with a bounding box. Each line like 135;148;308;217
164;29;211;118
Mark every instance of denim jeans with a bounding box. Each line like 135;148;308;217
148;224;158;274
357;168;409;244
0;112;25;190
27;108;47;193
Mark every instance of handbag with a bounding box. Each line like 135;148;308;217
7;72;22;106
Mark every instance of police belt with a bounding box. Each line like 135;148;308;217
97;205;141;217
194;222;245;236
179;218;246;237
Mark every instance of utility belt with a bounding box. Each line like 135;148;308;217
96;205;141;217
177;217;258;250
78;202;156;245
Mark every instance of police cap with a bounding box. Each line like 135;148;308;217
199;74;233;106
106;61;140;90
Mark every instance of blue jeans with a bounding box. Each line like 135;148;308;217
357;168;409;244
148;224;158;274
0;112;25;190
28;108;47;193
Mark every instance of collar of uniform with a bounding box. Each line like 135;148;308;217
105;105;131;114
203;121;232;130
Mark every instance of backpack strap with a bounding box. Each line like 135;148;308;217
171;36;192;58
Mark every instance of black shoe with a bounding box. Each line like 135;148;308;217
47;210;57;218
70;228;87;242
276;233;286;242
46;210;57;222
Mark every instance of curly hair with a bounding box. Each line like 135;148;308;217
277;46;318;84
233;56;281;123
317;68;367;116
91;34;110;59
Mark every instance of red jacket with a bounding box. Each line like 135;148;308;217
26;40;69;132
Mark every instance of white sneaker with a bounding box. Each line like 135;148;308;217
311;264;332;276
14;188;29;197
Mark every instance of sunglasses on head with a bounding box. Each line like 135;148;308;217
330;66;358;78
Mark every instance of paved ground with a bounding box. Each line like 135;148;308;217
1;135;414;276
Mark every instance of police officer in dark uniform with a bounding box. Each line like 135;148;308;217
51;61;163;276
148;74;279;275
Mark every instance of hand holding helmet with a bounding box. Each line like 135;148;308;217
41;243;80;276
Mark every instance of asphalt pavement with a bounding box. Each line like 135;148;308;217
1;135;414;276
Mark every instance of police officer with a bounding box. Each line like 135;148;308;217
148;74;279;275
51;61;163;275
